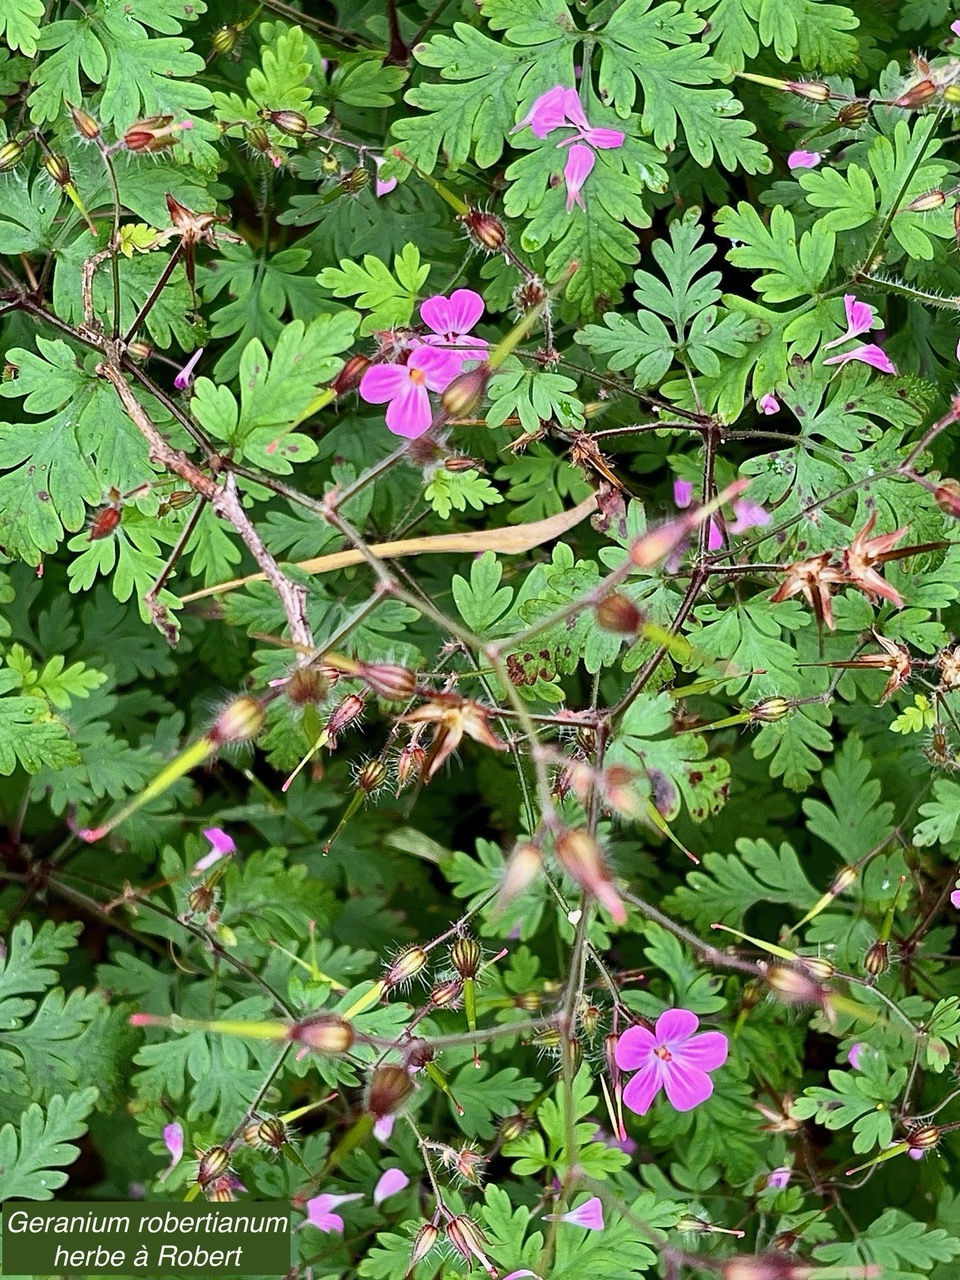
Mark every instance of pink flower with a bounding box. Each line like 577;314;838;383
514;85;570;139
788;150;822;169
766;1167;792;1190
758;394;780;415
374;1113;395;1142
504;1273;544;1280
563;142;596;212
823;294;876;350
174;348;202;391
304;1192;363;1234
951;888;960;908
544;1196;604;1230
419;289;488;372
373;156;397;198
952;19;960;36
557;89;625;149
373;1168;409;1205
729;499;771;535
707;519;723;551
615;1009;729;1114
159;1122;183;1182
359;346;454;439
823;343;897;374
674;478;694;509
192;827;236;874
848;1042;865;1070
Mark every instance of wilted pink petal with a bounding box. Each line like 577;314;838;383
373;156;397;198
305;1192;363;1233
580;126;624;149
823;294;876;350
729;500;771;534
513;85;570;139
951;889;960;908
158;1122;183;1182
766;1167;792;1190
544;1196;605;1230
192;827;236;875
787;150;822;169
563;142;596;212
758;393;780;415
909;1148;925;1160
373;1168;409;1205
374;1114;395;1142
673;479;694;509
174;348;203;391
823;343;897;374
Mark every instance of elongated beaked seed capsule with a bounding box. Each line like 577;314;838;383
430;977;464;1008
894;79;936;108
68;103;100;140
407;1222;439;1273
358;662;417;701
459;208;506;252
750;697;792;722
907;1123;941;1152
786;80;830;102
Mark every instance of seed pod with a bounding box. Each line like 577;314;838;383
721;1257;815;1280
750;696;793;723
799;955;835;981
499;1113;529;1143
368;1065;414;1119
445;1216;496;1276
830;864;858;896
836;100;869;128
325;693;365;744
907;1123;941;1152
242;1121;262;1147
460;208;506;252
407;1222;440;1273
331;354;370;397
555;827;626;925
450;937;482;981
188;884;214;914
786;80;831;102
246;126;272;154
209;696;265;746
127;340;153;362
395;742;426;793
88;505;121;541
441;364;491;418
863;940;889;976
212;24;240;56
205;1175;237;1202
903;188;945;212
196;1145;231;1187
289;1013;355;1055
894;79;936;108
944;84;960;105
384;945;429;988
68;102;100;140
513;276;549;314
581;1004;601;1036
444;454;483;473
0;138;24;173
740;979;764;1011
595;592;642;633
42;153;71;187
124;115;179;153
430;977;464;1008
266;109;309;137
405;1037;435;1070
341;166;368;194
513;990;541;1012
358;661;417;701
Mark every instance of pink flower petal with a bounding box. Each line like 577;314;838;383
374;1114;396;1142
373;1168;409;1205
729;500;771;535
823;294;876;350
707;519;723;551
758;394;780;415
580;126;625;149
408;343;459;391
163;1122;183;1162
203;827;236;856
560;88;591;133
655;1008;699;1046
563;142;595;213
767;1167;791;1190
621;1059;664;1115
951;889;960;909
384;377;433;438
661;1059;715;1111
847;1042;864;1070
788;150;822;169
359;363;411;404
823;343;897;374
614;1023;656;1071
373;156;397;198
445;288;485;336
673;479;694;509
556;1197;605;1230
673;1030;729;1072
514;86;570;139
306;1192;362;1233
174;348;203;391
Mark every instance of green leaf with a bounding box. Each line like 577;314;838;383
802;735;895;861
0;1089;98;1200
0;0;44;56
664;837;819;929
715;203;835;303
318;244;429;336
913;779;960;848
424;468;504;520
452;552;514;633
816;1209;960;1278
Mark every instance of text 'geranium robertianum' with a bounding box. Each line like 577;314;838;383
513;85;625;212
615;1009;729;1114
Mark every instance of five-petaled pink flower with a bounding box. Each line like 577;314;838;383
514;85;624;213
823;343;897;375
359;345;454;439
419;289;487;375
304;1192;363;1234
788;150;822;169
823;294;876;350
543;1196;605;1230
615;1009;729;1114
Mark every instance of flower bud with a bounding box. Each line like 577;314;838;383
513;991;541;1012
445;1216;496;1276
285;666;328;706
944;84;960;105
830;864;858;896
407;1222;440;1273
205;1175;237;1202
863;940;889;976
935;477;960;518
907;1123;941;1152
127;340;153;362
406;1037;435;1070
581;1003;600;1036
356;758;387;793
513;276;549;314
325;693;365;744
555;827;626;925
786;80;831;102
0;138;24;173
209;696;265;746
42;153;71;187
124;115;183;153
256;1117;288;1150
196;1145;231;1187
444;454;483;473
68;102;100;140
358;661;417;701
88;505;121;541
450;937;482;981
498;840;543;907
212;24;241;56
750;697;793;723
246;126;272;154
499;1113;529;1143
188;884;214;914
266;109;309;137
441;364;491;418
836;100;869;128
341;166;369;194
430;977;464;1008
800;955;835;981
894;79;936;108
242;1121;262;1147
384;946;429;989
762;962;826;1006
331;354;371;397
903;188;945;212
460;208;506;252
289;1013;355;1054
395;741;426;793
368;1065;414;1118
740;979;764;1011
595;592;642;633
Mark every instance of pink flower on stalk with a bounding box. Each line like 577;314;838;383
615;1009;729;1115
358;345;454;439
823;294;876;350
758;393;780;415
563;142;597;212
373;1168;409;1205
159;1122;183;1182
304;1192;363;1234
788;150;822;169
374;1114;395;1142
192;827;236;874
373;156;397;197
543;1196;605;1230
174;348;202;391
823;343;897;374
766;1167;792;1190
419;289;488;373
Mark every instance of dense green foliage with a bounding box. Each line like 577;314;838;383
2;2;960;1279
